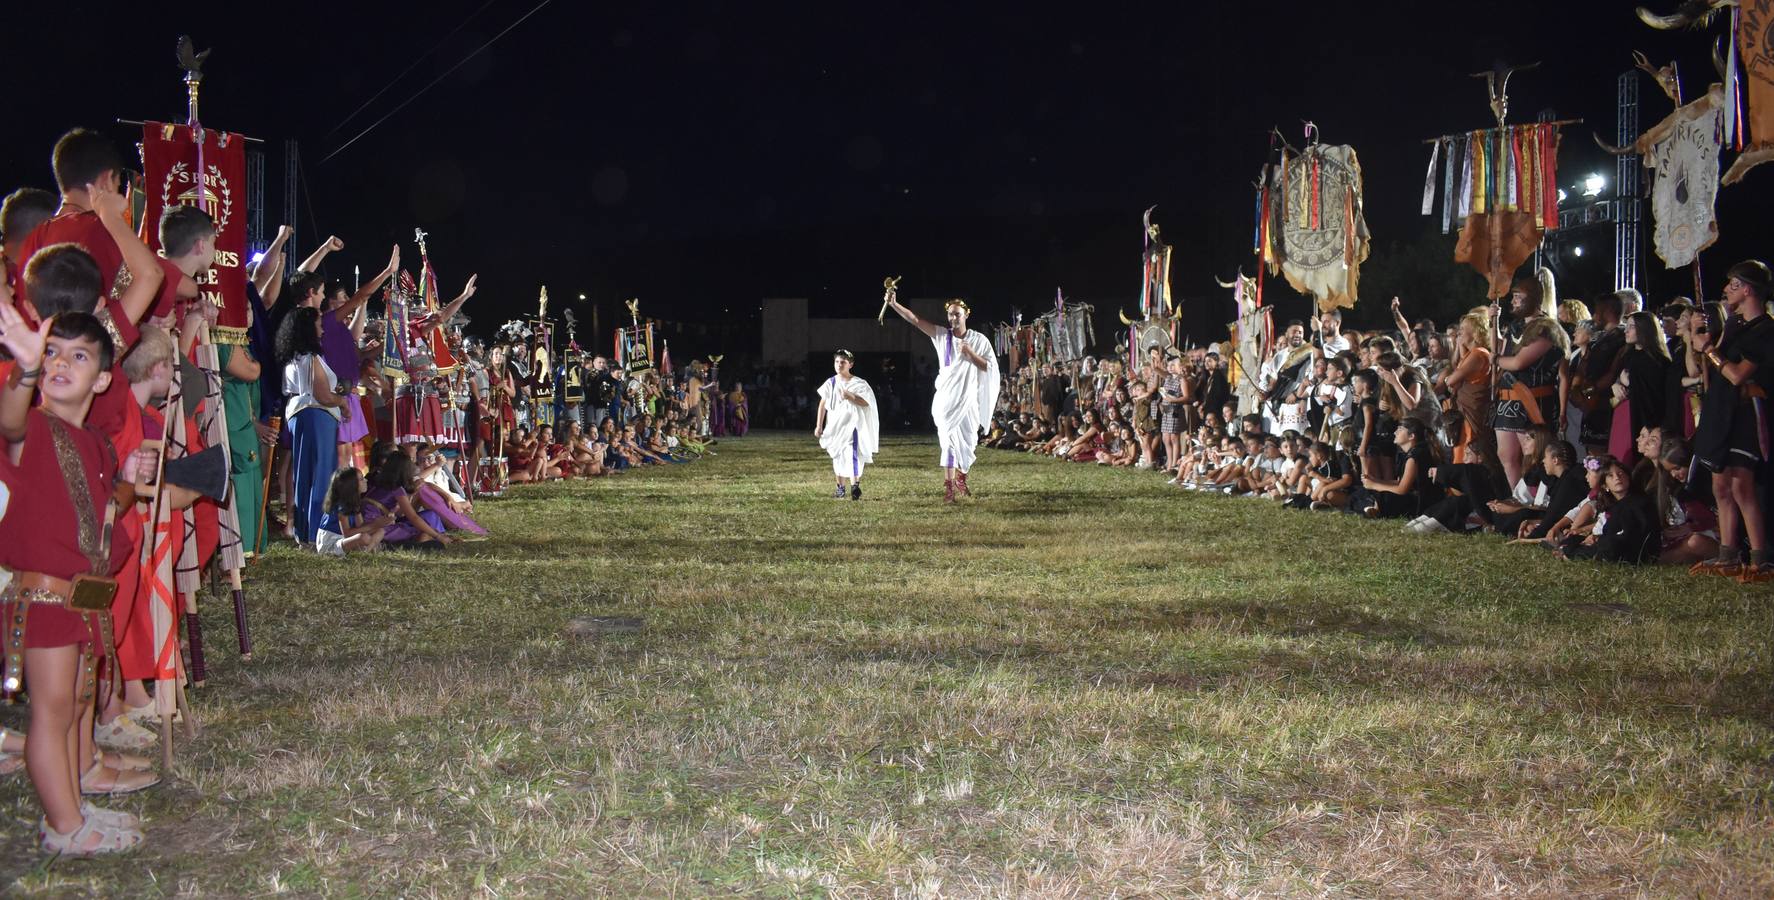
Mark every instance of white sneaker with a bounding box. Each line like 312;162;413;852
1404;516;1447;534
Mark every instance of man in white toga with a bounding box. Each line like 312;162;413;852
886;296;1000;503
813;350;879;500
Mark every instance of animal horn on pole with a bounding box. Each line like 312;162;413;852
1592;132;1640;156
1635;1;1738;31
1632;50;1684;103
1118;308;1135;326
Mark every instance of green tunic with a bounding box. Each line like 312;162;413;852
220;343;266;555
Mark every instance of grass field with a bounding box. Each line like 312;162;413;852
2;431;1771;897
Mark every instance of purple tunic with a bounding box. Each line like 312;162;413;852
320;313;359;387
365;484;444;543
321;313;371;443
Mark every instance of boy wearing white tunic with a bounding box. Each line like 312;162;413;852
814;350;879;500
886;296;1000;503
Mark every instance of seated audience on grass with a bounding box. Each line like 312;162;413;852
643;416;691;463
405;442;487;536
316;467;389;556
564;421;609;476
1493;439;1588;543
1067;409;1106;462
364;448;453;549
1654;439;1721;565
1557;456;1660;563
1352;418;1443;519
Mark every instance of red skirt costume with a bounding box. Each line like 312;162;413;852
108;401;218;682
394;383;447;445
0;411;136;655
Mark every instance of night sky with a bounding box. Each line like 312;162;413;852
5;2;1765;356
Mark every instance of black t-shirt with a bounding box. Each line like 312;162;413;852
1720;314;1774;395
1200;371;1230;413
1585;326;1626;381
1356;399;1394;454
1398;444;1444;505
1520;462;1550;496
1313;452;1351;483
591;371;618;406
1542;465;1588;514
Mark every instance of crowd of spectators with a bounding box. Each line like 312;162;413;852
0;127;752;856
988;268;1773;579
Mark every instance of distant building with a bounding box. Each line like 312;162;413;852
760;297;967;430
761;297;956;374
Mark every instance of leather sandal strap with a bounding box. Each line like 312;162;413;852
43;814;141;854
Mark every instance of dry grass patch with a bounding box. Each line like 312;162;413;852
0;432;1768;896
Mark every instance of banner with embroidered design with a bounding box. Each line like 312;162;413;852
1647;85;1726;267
139;123;249;342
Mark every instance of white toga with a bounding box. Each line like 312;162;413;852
817;375;879;479
930;329;1000;472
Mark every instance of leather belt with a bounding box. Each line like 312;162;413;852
13;572;74;604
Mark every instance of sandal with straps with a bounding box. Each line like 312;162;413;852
1739;563;1774;585
96;748;154;773
0;727;24;776
81;801;140;829
39;814;143;857
1689;557;1745;577
80;762;161;796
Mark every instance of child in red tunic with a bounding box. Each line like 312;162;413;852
0;298;157;856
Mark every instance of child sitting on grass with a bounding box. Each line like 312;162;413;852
644;418;690;463
315;467;389;556
667;420;711;457
364;451;453;550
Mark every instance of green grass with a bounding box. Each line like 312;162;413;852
3;432;1771;896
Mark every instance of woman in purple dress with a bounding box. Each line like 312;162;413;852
363;451;452;549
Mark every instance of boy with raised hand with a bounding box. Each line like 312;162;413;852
17;165;169;448
12;128;192;330
0;280;159;856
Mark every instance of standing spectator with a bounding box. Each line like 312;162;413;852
1492;273;1569;488
1440;310;1495;467
1690;261;1774;581
278;307;349;548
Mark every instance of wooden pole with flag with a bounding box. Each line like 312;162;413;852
140;366;188;772
194;327;251;660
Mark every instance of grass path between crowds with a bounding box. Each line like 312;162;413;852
2;431;1771;896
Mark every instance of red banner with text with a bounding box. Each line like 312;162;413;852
139;123;249;341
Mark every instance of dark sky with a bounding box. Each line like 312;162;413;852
6;2;1764;353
